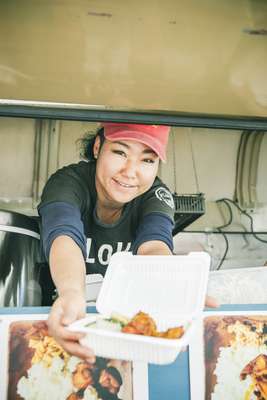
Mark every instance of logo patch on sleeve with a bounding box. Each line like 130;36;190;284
155;187;175;209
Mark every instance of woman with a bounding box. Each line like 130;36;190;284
38;123;216;361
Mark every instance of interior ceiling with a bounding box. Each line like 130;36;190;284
0;0;266;117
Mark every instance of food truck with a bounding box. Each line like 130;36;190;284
0;1;267;399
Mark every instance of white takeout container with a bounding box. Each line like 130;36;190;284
85;273;103;303
69;251;210;364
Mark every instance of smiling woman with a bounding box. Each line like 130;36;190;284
93;129;161;218
37;122;175;360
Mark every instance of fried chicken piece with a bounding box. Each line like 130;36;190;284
121;311;184;339
72;362;94;390
67;388;85;400
155;326;184;339
240;354;267;400
66;394;79;400
121;311;157;336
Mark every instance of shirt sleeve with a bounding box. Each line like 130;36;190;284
38;202;87;261
38;162;92;212
132;212;174;254
139;177;175;221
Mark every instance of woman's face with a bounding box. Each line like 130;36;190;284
94;136;160;207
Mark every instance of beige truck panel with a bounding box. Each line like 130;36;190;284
0;0;267;116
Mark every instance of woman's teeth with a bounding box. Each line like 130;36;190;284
115;179;135;188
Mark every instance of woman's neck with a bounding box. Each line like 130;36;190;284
96;200;123;224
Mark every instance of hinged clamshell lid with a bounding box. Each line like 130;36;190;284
96;252;210;330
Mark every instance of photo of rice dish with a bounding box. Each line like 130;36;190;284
204;316;267;400
7;320;133;400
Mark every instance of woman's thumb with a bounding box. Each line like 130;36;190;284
61;304;79;326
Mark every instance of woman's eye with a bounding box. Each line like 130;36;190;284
113;150;126;157
143;158;155;164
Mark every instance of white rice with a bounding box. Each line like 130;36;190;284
67;355;84;373
17;356;73;400
83;386;101;400
92;318;122;332
210;344;267;400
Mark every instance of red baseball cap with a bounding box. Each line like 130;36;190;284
102;123;170;162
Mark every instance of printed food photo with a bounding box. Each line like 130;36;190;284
203;315;267;400
7;320;133;400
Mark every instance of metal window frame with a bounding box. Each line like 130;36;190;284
0;100;267;131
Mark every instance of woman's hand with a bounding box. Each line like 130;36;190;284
205;295;220;308
47;289;95;363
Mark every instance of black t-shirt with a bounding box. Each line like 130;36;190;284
39;161;175;275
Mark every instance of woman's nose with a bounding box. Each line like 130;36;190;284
122;159;137;177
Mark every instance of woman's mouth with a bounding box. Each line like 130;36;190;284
113;178;137;189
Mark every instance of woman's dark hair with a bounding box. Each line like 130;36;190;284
79;126;105;161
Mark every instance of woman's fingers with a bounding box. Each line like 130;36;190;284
47;312;95;361
47;312;95;360
59;339;96;362
46;294;95;361
49;323;85;342
205;295;220;308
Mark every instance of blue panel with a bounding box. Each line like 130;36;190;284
149;349;190;400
